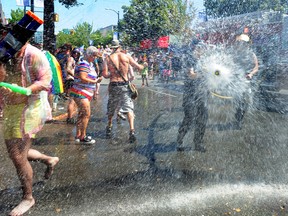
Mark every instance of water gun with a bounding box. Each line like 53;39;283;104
0;10;43;63
0;82;32;95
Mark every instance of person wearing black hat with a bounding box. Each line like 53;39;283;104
101;39;144;143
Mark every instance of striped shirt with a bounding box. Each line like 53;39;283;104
70;60;97;100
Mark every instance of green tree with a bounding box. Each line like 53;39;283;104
70;22;94;48
56;22;113;48
43;0;85;53
8;8;24;23
204;0;288;18
90;30;113;47
55;30;74;47
121;0;194;46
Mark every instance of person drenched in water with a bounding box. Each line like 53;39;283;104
0;25;59;216
232;33;259;129
177;39;209;152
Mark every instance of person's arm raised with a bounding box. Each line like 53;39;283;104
128;55;144;71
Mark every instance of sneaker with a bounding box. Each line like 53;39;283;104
106;126;112;137
75;136;92;143
66;118;77;124
80;136;95;144
129;130;136;143
117;112;126;121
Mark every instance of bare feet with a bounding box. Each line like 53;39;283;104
44;157;59;179
9;198;35;216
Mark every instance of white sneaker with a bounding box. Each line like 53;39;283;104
75;136;92;143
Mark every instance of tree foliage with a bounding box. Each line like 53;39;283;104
204;0;288;18
56;22;113;48
58;0;83;8
43;0;84;53
8;8;24;23
121;0;195;46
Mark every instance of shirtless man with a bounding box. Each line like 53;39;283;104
101;40;144;142
0;30;59;215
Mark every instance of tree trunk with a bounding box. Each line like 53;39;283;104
43;0;56;53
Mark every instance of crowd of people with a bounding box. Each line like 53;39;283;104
0;18;259;215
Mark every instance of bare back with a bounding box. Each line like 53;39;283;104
106;50;144;82
107;52;130;82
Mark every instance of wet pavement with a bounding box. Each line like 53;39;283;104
1;75;288;216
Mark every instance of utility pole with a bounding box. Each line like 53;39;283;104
105;8;120;40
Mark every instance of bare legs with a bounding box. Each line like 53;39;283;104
107;114;113;128
74;98;91;140
127;112;135;131
67;98;77;119
6;137;59;216
27;149;59;179
107;111;134;131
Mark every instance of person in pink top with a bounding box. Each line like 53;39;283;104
0;39;59;216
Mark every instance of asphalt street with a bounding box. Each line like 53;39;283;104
1;75;288;216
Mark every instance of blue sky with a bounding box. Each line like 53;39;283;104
2;0;204;33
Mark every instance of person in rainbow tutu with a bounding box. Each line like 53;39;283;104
0;24;59;216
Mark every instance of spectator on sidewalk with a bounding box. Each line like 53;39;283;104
163;56;172;84
141;60;149;87
171;51;181;80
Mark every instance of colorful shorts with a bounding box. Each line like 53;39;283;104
70;86;93;101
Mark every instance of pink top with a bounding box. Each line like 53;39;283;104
21;44;52;138
21;44;52;90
